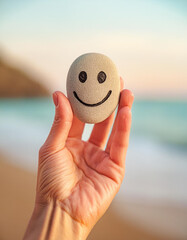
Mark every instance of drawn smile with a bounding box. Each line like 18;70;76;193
73;90;112;107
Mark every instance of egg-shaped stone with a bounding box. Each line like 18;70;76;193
66;53;120;123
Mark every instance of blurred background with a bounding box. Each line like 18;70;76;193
0;0;187;239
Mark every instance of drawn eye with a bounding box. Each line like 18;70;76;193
79;71;87;83
97;71;106;83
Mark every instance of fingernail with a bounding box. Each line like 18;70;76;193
53;92;58;107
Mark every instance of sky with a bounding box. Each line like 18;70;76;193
0;0;187;98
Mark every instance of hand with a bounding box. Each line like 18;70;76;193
24;80;134;240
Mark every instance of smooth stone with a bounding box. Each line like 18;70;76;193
66;53;120;123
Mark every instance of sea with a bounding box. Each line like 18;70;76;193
0;98;187;207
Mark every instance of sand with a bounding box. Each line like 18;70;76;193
0;155;186;240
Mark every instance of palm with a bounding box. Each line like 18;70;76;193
38;138;123;225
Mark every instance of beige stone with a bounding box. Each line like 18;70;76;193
66;53;120;123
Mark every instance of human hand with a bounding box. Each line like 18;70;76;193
24;79;134;240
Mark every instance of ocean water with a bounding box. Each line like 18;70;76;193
131;100;187;149
0;98;187;206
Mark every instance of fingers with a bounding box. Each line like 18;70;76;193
106;89;134;153
43;91;73;151
109;106;132;166
68;115;85;139
88;112;115;148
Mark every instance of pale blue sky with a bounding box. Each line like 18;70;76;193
1;0;186;36
0;0;187;98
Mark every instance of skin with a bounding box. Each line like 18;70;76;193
23;78;134;240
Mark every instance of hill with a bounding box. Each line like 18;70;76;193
0;58;49;97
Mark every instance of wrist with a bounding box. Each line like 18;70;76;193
23;200;89;240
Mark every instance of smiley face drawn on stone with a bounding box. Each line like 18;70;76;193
66;53;120;123
73;70;112;107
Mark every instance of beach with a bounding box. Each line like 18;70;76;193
1;154;187;240
0;156;36;240
0;98;187;239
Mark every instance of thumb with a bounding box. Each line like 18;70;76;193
43;91;73;151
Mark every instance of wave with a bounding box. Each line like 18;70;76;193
131;100;187;149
